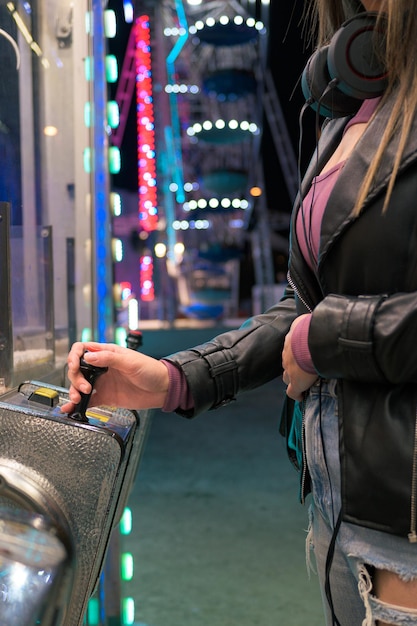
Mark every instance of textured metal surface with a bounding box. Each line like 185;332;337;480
0;382;145;625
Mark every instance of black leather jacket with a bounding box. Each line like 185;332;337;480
166;92;417;540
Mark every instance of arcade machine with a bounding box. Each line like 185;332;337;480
0;356;150;626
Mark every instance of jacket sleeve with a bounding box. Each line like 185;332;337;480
164;288;298;417
308;291;417;384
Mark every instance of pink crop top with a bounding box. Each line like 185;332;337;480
292;97;381;373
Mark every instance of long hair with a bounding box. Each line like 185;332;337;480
309;0;417;213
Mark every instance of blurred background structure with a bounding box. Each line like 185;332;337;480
109;0;314;327
0;0;315;388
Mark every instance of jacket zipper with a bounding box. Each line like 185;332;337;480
300;396;308;504
408;407;417;543
287;270;313;314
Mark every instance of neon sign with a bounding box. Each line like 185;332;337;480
135;15;158;232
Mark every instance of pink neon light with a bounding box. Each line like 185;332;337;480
135;15;158;233
111;26;136;148
139;255;155;301
136;16;156;302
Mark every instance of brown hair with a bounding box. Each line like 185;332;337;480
309;0;417;213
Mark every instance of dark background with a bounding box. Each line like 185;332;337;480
108;0;319;299
108;0;317;209
264;0;317;212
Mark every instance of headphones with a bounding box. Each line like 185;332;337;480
302;12;388;118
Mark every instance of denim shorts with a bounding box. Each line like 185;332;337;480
304;379;417;626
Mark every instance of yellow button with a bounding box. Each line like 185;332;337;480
28;387;59;408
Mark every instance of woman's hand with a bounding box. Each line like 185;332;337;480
282;315;318;401
60;341;170;414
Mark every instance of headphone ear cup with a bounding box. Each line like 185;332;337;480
327;12;388;100
302;46;363;118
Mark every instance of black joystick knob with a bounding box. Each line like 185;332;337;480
69;353;108;422
126;330;143;351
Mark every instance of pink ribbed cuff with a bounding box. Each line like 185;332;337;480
291;315;317;374
161;360;194;412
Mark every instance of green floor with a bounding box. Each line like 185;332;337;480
123;378;324;626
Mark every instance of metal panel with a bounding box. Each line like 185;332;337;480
0;202;13;388
42;225;55;356
0;380;151;625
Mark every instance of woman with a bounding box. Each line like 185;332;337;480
63;0;417;623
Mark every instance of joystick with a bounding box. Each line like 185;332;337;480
126;330;143;351
68;353;108;422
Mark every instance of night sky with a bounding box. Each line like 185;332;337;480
105;0;315;298
108;0;318;289
109;0;316;197
264;0;317;214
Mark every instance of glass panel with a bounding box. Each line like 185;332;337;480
0;0;114;384
10;225;55;383
0;508;68;626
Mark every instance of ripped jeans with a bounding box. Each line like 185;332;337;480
305;380;417;626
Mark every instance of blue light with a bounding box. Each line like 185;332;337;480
123;1;134;23
91;0;113;341
165;0;188;203
98;283;107;298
